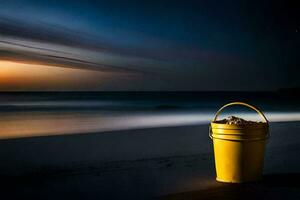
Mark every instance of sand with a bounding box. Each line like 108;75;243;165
0;121;299;199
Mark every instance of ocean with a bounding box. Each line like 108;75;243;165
0;92;299;139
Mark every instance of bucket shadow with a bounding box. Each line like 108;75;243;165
159;173;300;200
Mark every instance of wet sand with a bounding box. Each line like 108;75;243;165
0;121;299;199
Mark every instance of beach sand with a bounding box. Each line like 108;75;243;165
0;121;299;199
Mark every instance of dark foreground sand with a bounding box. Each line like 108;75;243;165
0;122;299;199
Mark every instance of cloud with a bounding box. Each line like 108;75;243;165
0;49;146;74
0;16;137;57
0;16;168;74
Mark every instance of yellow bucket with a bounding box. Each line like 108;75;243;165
210;102;269;183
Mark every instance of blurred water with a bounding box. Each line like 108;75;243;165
0;92;299;139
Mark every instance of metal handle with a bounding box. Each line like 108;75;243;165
210;102;269;141
213;102;269;123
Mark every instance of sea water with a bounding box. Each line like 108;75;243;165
0;92;299;139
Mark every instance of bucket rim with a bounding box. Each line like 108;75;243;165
211;129;268;136
210;133;269;141
209;124;270;140
210;121;268;130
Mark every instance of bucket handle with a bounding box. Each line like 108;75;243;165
213;102;269;123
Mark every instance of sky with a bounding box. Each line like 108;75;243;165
0;0;299;91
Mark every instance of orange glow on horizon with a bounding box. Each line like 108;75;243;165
0;60;109;90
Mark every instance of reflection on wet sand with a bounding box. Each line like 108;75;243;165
0;111;300;139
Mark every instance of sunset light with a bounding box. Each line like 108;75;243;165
0;60;132;91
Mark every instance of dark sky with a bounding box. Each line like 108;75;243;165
0;0;299;91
